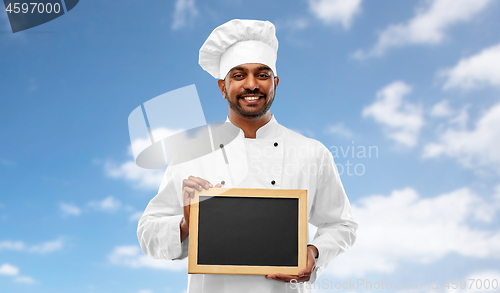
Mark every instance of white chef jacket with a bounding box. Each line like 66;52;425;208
137;114;358;293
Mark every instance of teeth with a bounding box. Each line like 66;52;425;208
243;96;260;100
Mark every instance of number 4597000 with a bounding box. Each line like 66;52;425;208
5;2;61;14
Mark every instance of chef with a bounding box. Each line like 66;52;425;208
137;19;358;293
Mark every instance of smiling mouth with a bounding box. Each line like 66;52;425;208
242;96;261;101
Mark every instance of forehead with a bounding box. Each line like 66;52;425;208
229;63;272;73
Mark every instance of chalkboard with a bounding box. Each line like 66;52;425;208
188;188;307;275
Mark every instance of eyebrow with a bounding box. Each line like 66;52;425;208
230;66;245;72
257;66;271;71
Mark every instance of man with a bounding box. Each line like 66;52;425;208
138;19;358;292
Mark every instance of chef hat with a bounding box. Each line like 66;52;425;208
199;19;278;79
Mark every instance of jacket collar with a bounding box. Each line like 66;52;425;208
225;114;280;139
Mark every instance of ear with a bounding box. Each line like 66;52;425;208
218;79;227;99
274;76;280;89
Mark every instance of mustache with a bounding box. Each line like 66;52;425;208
236;89;267;99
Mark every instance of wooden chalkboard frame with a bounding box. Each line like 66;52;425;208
188;188;307;275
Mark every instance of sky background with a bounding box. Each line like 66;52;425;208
1;0;500;292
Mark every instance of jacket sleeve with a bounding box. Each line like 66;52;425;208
137;164;189;260
307;145;358;279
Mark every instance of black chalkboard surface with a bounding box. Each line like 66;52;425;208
188;188;307;275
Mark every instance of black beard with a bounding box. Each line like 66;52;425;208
226;88;275;119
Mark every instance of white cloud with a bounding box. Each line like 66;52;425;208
308;0;362;29
29;238;64;254
0;238;63;254
108;245;187;271
325;123;353;138
171;0;198;30
441;43;500;90
88;196;122;212
423;102;500;172
14;276;36;284
130;127;184;160
59;203;81;217
353;0;493;58
106;160;164;191
61;198;140;218
430;100;453;117
0;240;25;251
0;263;36;284
362;81;423;147
113;126;189;190
327;187;500;277
0;263;19;276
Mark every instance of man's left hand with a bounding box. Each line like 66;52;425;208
266;245;317;283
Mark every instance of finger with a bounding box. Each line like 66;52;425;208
188;176;213;190
183;179;204;192
214;183;222;188
183;186;196;197
275;273;304;283
183;178;210;191
268;273;309;283
276;273;295;279
182;179;201;192
267;274;287;282
269;275;287;282
183;187;195;205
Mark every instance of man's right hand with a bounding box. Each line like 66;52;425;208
180;176;222;242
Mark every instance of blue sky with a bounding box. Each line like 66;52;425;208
1;0;500;292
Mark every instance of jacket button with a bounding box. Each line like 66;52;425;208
221;180;225;185
220;143;224;148
271;180;276;185
274;142;278;147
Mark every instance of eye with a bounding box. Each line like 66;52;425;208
257;73;270;78
232;73;244;79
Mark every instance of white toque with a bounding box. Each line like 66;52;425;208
199;19;278;79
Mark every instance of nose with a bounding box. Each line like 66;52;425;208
243;75;259;91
